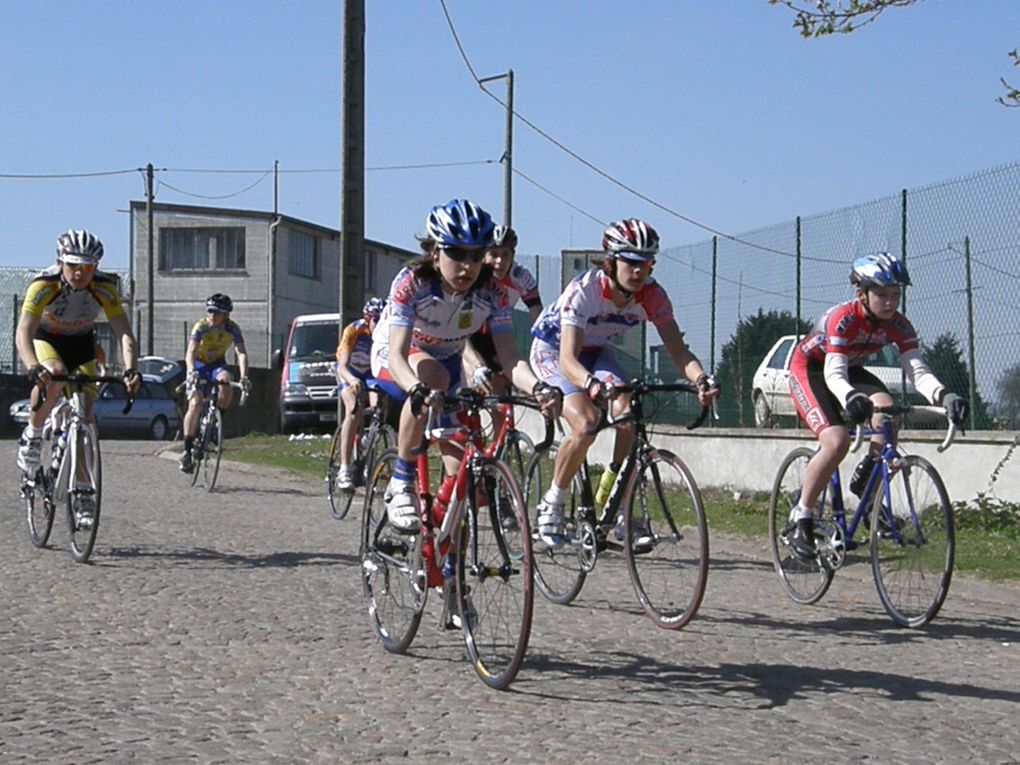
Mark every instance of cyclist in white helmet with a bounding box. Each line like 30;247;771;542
16;229;142;527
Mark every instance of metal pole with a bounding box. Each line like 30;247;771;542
795;216;802;337
146;162;154;356
964;236;977;429
480;70;514;225
504;69;513;226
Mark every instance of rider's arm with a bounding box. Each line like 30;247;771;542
462;338;488;379
15;310;42;371
899;348;943;404
558;325;594;390
109;313;138;372
234;340;250;380
335;346;362;387
386;323;418;392
184;336;199;375
492;331;539;394
658;320;709;384
527;304;543;324
823;353;856;406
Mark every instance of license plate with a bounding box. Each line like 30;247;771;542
321;412;338;422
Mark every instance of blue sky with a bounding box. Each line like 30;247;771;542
2;0;1018;278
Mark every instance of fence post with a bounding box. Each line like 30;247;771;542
964;236;977;429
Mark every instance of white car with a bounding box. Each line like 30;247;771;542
751;335;909;428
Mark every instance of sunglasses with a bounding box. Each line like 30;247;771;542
440;245;486;264
617;254;655;267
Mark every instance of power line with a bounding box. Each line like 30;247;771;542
156;170;273;201
438;0;826;263
0;168;140;179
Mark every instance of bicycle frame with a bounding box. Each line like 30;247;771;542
578;381;709;536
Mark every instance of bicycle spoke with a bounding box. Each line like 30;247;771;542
768;447;834;605
524;446;586;605
360;449;425;653
871;455;954;627
625;449;708;629
67;424;102;563
458;459;533;690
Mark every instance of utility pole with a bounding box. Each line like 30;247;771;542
146;162;154;356
340;0;366;329
479;69;514;226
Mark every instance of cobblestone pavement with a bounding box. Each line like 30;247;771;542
2;439;1018;764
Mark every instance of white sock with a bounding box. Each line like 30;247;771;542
543;485;567;505
791;502;814;522
24;424;43;439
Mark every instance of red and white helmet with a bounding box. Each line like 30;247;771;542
602;218;659;262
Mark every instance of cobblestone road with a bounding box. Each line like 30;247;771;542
2;439;1018;764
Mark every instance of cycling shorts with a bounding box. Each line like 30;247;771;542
789;356;889;435
34;330;99;393
529;338;626;396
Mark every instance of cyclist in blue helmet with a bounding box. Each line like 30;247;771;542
369;199;561;534
783;251;968;558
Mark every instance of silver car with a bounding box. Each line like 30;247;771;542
9;372;181;440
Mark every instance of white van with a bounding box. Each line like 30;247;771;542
272;313;340;434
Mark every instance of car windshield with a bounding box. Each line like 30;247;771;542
289;322;339;359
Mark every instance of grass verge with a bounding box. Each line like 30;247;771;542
225;435;1020;582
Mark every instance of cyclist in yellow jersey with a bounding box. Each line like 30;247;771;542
16;229;141;526
333;298;384;490
179;293;250;473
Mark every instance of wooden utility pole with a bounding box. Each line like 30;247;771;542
340;0;366;329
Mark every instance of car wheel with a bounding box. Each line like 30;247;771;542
148;415;170;441
753;392;774;428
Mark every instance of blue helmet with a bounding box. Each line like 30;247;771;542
850;252;910;290
425;199;495;249
363;297;384;319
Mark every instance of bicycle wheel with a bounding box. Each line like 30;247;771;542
68;423;102;563
24;432;57;548
524;446;587;605
189;412;204;487
768;446;834;605
360;448;426;653
201;406;223;492
499;429;535;497
343;421;397;521
870;454;954;628
325;425;346;519
456;457;533;690
624;449;709;630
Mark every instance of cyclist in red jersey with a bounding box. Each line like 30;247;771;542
784;252;968;558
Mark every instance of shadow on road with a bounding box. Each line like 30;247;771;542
105;544;359;569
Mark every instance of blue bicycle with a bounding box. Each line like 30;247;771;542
768;404;957;628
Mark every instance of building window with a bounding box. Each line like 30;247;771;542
288;230;319;279
159;227;245;271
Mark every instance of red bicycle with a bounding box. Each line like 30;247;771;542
360;389;553;690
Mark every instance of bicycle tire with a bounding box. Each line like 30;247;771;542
325;425;346;519
189;412;203;487
457;457;534;690
67;422;102;563
768;446;834;605
870;454;954;628
498;429;535;500
624;448;708;630
524;445;587;605
24;431;57;549
337;421;397;522
202;406;223;492
360;448;426;653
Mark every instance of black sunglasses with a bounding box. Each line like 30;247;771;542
440;245;486;263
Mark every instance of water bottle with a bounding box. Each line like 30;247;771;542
52;428;67;471
595;464;618;509
433;474;457;526
849;453;878;497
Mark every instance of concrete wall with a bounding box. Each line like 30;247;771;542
515;408;1020;506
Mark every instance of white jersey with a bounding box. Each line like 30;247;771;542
531;268;674;351
371;266;513;371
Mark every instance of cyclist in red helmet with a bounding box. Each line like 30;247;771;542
529;218;720;550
